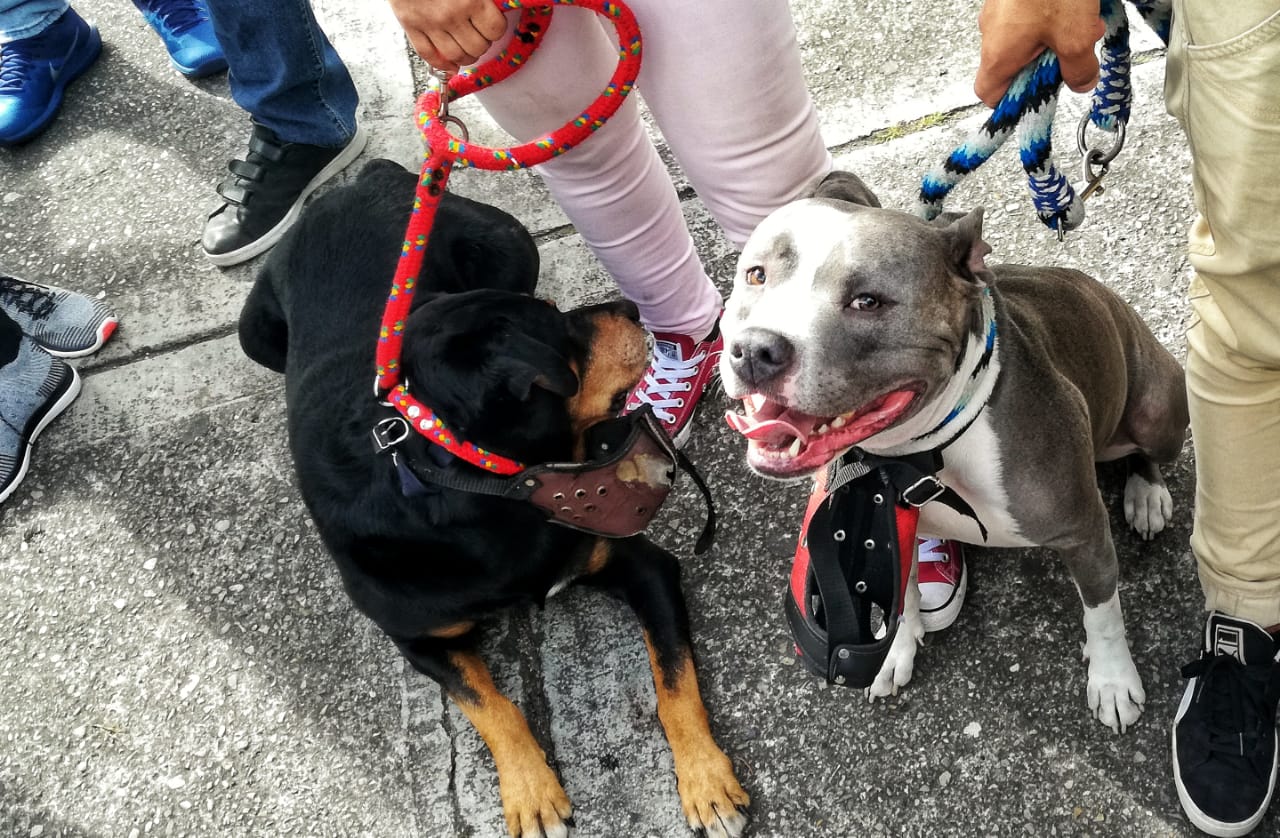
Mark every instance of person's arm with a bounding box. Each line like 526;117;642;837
387;0;508;72
973;0;1105;107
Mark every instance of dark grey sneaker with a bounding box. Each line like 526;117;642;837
0;335;81;503
0;274;118;357
201;122;368;267
1173;612;1280;837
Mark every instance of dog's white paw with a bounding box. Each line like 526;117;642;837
1081;634;1145;733
865;613;925;701
1085;656;1146;733
1123;472;1173;541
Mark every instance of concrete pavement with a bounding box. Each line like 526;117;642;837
1;0;1258;836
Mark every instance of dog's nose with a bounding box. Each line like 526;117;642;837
729;327;794;389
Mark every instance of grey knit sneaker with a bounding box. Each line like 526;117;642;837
0;335;81;503
0;274;118;358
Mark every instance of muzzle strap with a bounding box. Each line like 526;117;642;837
383;407;717;553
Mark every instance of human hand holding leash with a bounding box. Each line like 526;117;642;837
388;0;507;72
974;0;1105;106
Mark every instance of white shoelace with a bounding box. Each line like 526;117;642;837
918;538;948;563
632;343;705;424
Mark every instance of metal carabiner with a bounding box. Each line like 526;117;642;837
1076;113;1127;202
428;69;471;143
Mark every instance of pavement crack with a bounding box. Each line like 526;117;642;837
397;658;426;838
440;684;466;835
82;323;240;374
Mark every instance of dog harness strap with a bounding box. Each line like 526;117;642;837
859;451;988;541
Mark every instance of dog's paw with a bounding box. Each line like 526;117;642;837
499;761;573;838
675;749;750;838
1123;472;1173;540
1082;641;1146;734
865;616;925;701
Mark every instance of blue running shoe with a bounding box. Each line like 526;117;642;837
0;8;102;146
132;0;226;79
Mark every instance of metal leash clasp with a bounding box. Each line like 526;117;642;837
430;68;470;143
1076;114;1127;204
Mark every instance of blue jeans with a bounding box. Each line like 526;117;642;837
0;0;67;44
205;0;359;147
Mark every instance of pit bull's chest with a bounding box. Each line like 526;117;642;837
911;412;1036;549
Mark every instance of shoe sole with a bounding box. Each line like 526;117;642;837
919;554;967;633
0;363;81;503
43;317;118;359
203;122;370;267
172;55;228;79
0;24;102;146
1171;683;1279;838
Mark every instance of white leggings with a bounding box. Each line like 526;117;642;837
474;0;832;338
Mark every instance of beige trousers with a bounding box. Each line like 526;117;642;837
1165;0;1280;626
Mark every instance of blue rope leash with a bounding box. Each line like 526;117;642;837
918;0;1171;238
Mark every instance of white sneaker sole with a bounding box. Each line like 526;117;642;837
919;556;967;633
205;122;370;268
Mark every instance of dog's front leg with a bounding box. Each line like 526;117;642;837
867;541;925;700
583;539;750;838
395;635;572;838
1057;516;1146;733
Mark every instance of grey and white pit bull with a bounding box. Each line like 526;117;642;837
719;171;1189;732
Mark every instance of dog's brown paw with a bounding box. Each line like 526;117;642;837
676;749;750;838
499;760;573;838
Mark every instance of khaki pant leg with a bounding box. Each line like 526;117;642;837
1165;0;1280;626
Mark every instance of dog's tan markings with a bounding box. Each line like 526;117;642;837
642;633;750;837
584;539;612;575
449;651;572;837
569;311;649;440
427;621;475;639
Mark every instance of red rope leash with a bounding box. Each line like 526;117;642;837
373;0;643;475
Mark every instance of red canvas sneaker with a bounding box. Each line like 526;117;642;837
623;323;722;448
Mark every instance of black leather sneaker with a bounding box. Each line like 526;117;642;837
201;122;367;267
1172;612;1280;837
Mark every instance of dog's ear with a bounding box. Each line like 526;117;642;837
942;207;994;285
497;334;580;401
803;171;882;208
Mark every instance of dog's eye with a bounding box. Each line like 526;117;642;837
744;266;766;286
848;294;881;311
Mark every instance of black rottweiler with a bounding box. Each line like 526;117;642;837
238;159;749;838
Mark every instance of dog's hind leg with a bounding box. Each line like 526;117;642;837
1123;454;1175;541
581;538;750;838
1118;340;1188;540
238;274;289;373
393;634;573;838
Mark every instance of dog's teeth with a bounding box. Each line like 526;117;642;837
788;437;802;458
831;415;847;429
816;424;829;436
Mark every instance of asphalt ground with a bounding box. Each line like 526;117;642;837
2;1;1263;836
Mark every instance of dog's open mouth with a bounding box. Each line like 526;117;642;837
725;388;919;477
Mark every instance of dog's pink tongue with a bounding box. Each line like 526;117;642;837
725;411;807;445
